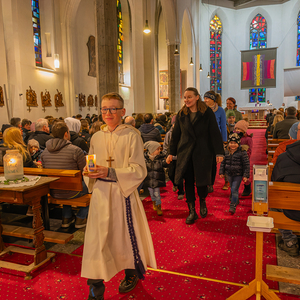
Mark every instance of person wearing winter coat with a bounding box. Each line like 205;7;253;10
65;117;89;154
144;141;169;216
219;133;250;214
139;114;162;143
234;120;253;196
271;140;300;257
167;87;225;225
41;122;89;229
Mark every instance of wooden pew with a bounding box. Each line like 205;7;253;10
267;139;288;162
0;167;90;235
266;181;300;284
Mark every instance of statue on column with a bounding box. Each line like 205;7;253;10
0;86;4;106
87;36;96;77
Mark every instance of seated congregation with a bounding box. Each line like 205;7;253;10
1;90;300;300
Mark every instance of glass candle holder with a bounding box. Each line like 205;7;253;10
3;150;24;180
86;154;96;172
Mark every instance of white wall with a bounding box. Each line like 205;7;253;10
197;0;300;109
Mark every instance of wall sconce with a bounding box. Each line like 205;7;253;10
174;45;179;56
199;64;203;71
189;57;194;66
54;54;60;69
143;0;151;34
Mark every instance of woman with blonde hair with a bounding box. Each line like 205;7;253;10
270;114;284;136
3;127;35;167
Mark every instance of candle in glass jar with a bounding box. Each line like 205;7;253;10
86;154;96;172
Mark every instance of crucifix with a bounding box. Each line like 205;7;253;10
106;156;114;167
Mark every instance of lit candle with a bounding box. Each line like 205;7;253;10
86;154;96;173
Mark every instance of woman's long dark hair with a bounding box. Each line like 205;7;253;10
180;87;207;115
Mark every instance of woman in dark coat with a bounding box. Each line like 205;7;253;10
167;87;225;224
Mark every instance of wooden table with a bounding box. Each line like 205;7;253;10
0;176;59;279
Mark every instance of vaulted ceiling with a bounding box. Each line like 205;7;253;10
202;0;291;9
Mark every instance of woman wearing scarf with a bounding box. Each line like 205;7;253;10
204;91;227;193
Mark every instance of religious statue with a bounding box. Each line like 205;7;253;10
41;89;52;107
54;89;64;108
26;86;38;111
0;86;4;107
87;94;94;107
87;36;96;77
79;93;86;110
95;95;98;108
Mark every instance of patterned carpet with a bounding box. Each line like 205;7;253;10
1;129;300;299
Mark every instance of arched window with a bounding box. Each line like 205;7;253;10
249;14;267;103
117;0;124;83
296;11;300;100
31;0;42;66
209;15;222;95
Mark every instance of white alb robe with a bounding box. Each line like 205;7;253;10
81;124;157;281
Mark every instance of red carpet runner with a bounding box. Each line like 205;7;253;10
0;129;299;299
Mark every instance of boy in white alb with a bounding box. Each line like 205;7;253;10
81;92;156;300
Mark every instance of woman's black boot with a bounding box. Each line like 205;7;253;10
186;202;198;224
199;198;208;218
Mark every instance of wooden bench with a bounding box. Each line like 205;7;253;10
266;139;288;162
0;167;90;231
266;181;300;284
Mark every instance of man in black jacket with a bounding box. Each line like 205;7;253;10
139;113;162;143
271;140;300;257
26;118;52;149
273;106;298;139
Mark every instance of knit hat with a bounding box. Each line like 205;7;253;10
28;139;40;148
289;122;300;139
144;141;161;154
235;120;249;133
228;132;241;145
64;117;81;133
204;91;216;102
226;110;236;119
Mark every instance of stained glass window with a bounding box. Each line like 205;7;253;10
209;15;222;95
31;0;42;66
249;14;267;102
117;0;123;82
296;12;300;101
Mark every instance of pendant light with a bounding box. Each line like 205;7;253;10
143;0;151;34
199;64;203;71
207;72;210;78
174;45;179;56
189;57;194;66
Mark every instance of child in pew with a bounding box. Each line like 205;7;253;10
219;133;250;214
27;139;43;168
234;120;253;196
144;141;170;216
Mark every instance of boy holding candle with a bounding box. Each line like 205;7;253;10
82;92;156;300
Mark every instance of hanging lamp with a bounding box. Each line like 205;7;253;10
143;0;151;34
207;72;210;78
199;64;203;71
174;45;179;56
189;57;194;65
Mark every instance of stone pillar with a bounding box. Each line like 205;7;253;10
167;44;180;113
95;0;119;112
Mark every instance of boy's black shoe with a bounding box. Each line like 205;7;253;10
229;203;236;214
119;274;139;293
278;239;299;257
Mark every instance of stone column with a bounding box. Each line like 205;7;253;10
167;44;180;113
95;0;119;112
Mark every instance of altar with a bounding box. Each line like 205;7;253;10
239;105;273;119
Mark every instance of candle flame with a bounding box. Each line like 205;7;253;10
9;158;16;164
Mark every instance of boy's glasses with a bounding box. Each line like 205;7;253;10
101;108;123;114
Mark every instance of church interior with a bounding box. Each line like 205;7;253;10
1;0;300;299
